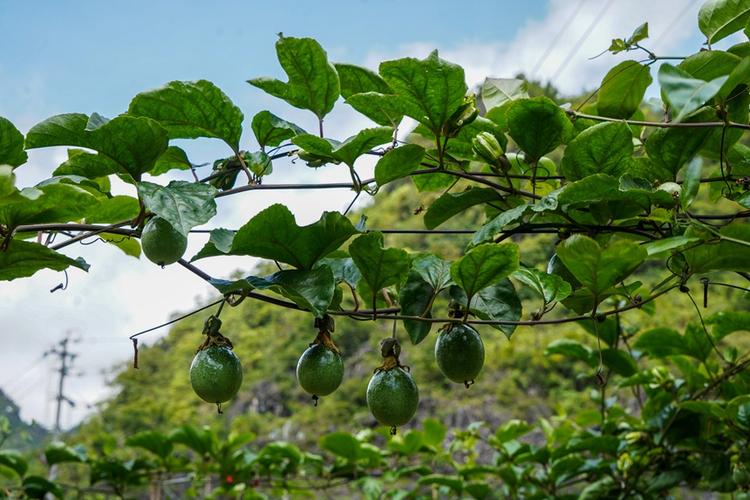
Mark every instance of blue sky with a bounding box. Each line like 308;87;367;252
0;0;710;429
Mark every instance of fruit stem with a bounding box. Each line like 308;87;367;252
390;426;397;436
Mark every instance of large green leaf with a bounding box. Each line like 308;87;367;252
126;431;173;460
349;232;411;308
706;311;750;340
512;267;572;304
251;110;304;148
0;240;89;281
424;187;504;229
248;36;340;119
448;280;522;338
44;442;87;465
683;223;750;273
0;182;101;228
480;78;528;111
399;269;437;345
334;63;391;98
681;159;702;210
379;50;467;135
678;50;739;83
506;97;572;160
23;476;63;499
560;122;633;180
0;449;28;477
698;0;750;44
374;144;425;185
210;267;335;318
128;80;244;151
332;127;393;167
319;432;361;462
597;61;652;119
345;92;404;126
470;204;531;247
556;236;646;299
450;243;519;303
229;204;359;270
658;64;728;122
645;109;713;180
412;253;453;292
0;165;15;198
0;116;27;167
633;328;688;357
151;146;192;176
137;181;217;235
26;113;168;180
545;339;596;367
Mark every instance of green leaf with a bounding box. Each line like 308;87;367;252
0;240;89;281
292;134;339;163
126;431;173;460
658;64;728;122
251;110;304;148
137;180;217;235
628;22;649;44
678;50;740;82
506;97;572;160
333;127;393;166
545;339;596;367
349;232;410;308
379;50;467;135
450;243;519;302
642;235;700;256
129;80;243;151
645;111;713;180
320;432;361;462
0;183;99;228
27;114;169;180
679;401;727;419
334;63;391;98
101;233;140;258
597;61;652;119
0;165;15;198
560;122;633;181
45;442;87;465
345;92;404;126
168;425;215;457
248;36;340;119
23;476;63;499
151;146;192;176
683;223;750;273
399;271;434;344
449;280;522;338
699;0;750;44
601;349;637;376
246;151;272;178
512;267;572;304
229;204;359;269
556;236;646;299
680;159;702;210
374;144;425;185
412;253;453;291
494;419;533;443
480;78;528;111
633;328;688;357
0;450;27;477
418;474;464;493
0;116;27;167
423;418;447;447
316;256;361;288
684;323;712;361
424;188;504;229
470;204;530;247
706;311;750;340
189;228;235;261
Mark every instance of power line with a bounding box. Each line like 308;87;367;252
550;0;615;82
44;334;79;435
529;0;587;79
651;0;701;52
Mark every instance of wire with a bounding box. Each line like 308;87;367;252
651;0;700;52
529;0;587;79
550;0;615;82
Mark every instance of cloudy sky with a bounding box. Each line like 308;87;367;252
0;0;712;429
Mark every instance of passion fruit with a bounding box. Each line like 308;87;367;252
296;343;344;400
547;253;581;289
141;216;187;266
366;367;419;429
189;345;243;404
435;323;485;386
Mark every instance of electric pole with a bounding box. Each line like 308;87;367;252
45;334;77;435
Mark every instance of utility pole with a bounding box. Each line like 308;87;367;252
45;334;77;435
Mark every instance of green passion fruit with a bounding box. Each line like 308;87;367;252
296;344;344;402
189;345;243;405
141;217;187;266
547;253;581;289
366;367;419;430
435;323;485;386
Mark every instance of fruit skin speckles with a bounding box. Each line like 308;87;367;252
434;323;484;386
189;345;243;404
296;343;344;398
140;216;187;266
366;367;419;428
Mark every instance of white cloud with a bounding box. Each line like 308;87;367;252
365;0;704;96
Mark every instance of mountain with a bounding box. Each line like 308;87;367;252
0;389;48;450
